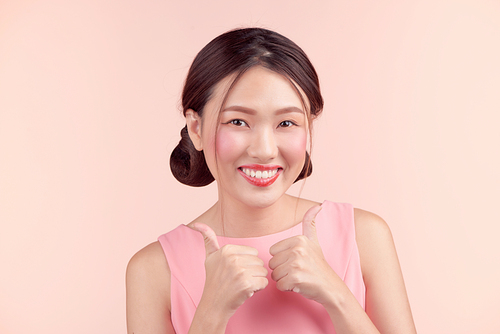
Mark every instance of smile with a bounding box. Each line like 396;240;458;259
241;168;279;179
238;165;282;187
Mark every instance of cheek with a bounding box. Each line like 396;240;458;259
280;131;308;164
215;129;246;164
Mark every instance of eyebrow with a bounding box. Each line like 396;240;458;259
222;105;305;115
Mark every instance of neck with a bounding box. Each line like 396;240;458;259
208;194;301;238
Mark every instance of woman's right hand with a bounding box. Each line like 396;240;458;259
190;223;268;330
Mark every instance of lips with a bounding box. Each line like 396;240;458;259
241;168;279;179
238;164;282;187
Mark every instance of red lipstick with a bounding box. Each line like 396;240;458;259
239;164;281;171
238;165;282;187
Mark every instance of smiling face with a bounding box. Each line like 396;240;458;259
186;66;310;209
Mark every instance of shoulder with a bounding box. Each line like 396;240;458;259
126;242;175;332
352;209;417;332
352;208;397;279
126;241;171;309
127;241;170;279
353;208;392;238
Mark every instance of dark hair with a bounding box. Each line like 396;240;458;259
170;27;324;187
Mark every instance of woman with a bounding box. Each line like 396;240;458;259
126;27;417;334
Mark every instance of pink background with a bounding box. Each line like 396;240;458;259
1;0;499;333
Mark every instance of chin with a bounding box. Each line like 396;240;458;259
218;172;299;208
235;190;287;209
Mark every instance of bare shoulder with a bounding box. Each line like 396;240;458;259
352;208;417;332
127;241;170;282
126;242;174;333
353;208;392;237
354;208;389;229
352;208;397;278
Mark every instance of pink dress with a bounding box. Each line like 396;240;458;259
158;201;365;333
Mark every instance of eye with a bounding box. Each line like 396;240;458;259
278;120;296;128
227;119;248;127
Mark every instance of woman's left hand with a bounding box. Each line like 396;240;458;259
269;205;345;306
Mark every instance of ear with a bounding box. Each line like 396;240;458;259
185;109;203;151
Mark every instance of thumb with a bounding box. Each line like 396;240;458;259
192;223;220;257
302;205;322;243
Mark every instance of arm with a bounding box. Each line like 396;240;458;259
269;206;416;333
354;208;417;333
126;229;267;334
126;242;176;334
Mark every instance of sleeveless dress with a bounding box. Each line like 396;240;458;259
158;201;365;334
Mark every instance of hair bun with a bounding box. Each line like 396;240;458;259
170;126;215;187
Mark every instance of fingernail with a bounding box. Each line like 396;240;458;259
311;205;322;216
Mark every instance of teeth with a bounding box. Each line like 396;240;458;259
242;168;279;179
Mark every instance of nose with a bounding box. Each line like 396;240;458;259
247;126;278;162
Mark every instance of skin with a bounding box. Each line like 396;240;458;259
126;66;417;333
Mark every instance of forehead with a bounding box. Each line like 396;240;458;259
205;66;309;116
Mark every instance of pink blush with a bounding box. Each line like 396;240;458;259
279;131;307;158
215;129;245;160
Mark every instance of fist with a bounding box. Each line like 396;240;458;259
192;223;269;315
269;205;339;304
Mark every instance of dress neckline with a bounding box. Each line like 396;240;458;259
181;200;327;242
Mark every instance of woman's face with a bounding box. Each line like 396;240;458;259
194;66;309;208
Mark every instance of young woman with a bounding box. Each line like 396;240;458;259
126;27;417;334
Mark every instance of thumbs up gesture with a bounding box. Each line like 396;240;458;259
269;205;341;305
191;223;269;319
